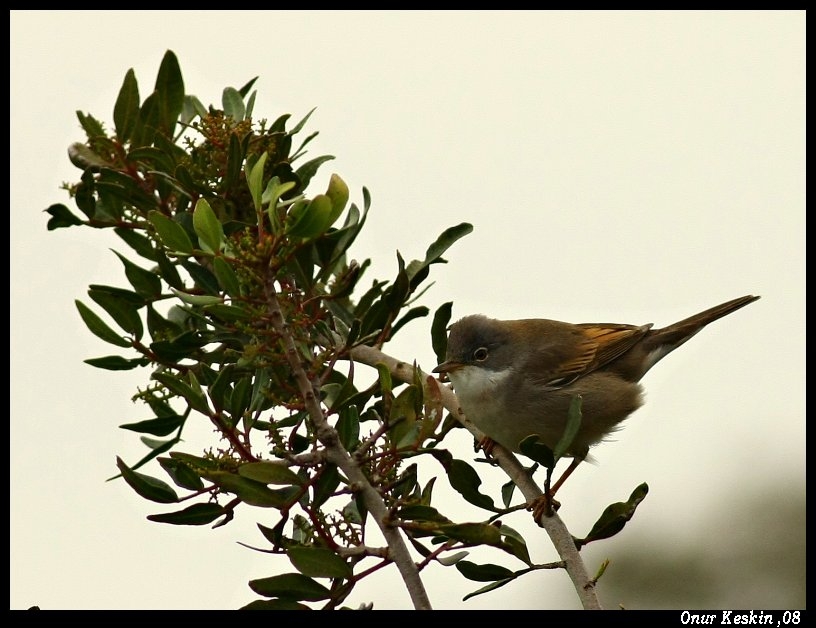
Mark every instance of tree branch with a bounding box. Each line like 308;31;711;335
264;278;432;610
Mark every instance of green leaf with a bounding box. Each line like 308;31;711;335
574;483;650;550
499;524;532;566
294;155;334;189
553;395;582;461
114;227;157;261
170;288;222;306
222;86;245;121
75;300;131;348
116;456;178;504
312;464;340;509
113;68;140;142
248;573;331;601
288;547;352;579
44;203;84;230
323;173;348;224
335;405;360;450
519;434;555;468
147;502;226;526
154;50;185;136
212;257;241;298
88;287;144;338
437;522;502;545
119;414;185;437
151;371;210;415
148;210;194;254
462;577;516;601
246;152;268;211
431;302;453;365
405;222;473;288
181;94;207;125
241;599;311;610
238;461;302;486
448;459;497;512
396;504;450;524
192;198;223;253
204;471;291;508
455;560;515;582
84;355;150;371
286;194;334;238
112;250;162;298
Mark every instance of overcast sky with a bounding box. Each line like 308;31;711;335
11;11;804;610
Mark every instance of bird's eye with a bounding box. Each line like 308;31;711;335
473;347;489;362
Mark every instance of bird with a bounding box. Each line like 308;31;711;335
432;295;760;515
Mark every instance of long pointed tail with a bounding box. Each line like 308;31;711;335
639;294;760;375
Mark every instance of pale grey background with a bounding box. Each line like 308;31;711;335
11;11;805;610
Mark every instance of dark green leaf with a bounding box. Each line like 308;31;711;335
84;355;150;370
158;456;206;491
389;306;429;338
396;504;450;523
204;471;291;508
288;547;352;579
519;435;555;468
224;132;245;192
133;91;160;147
119;414;185;437
462;578;516;601
148;210;194;254
241;599;311;610
499;524;532;566
553;395;582;461
114;227;157;261
238;461;302;486
75;300;131;348
44;203;84;230
151;371;209;414
113;68;140;142
181;259;220;295
335;405;360;450
448;459;497;512
116;456;178;503
294;155;334;190
114;251;161;297
431;302;453;365
248;573;330;601
75;111;105;139
147;503;226;526
312;464;340;509
154;50;185;136
455;560;515;582
212;257;241;298
406;222;473;289
88;286;144;338
574;483;649;550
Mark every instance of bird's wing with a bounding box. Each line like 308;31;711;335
540;323;652;387
575;323;653;371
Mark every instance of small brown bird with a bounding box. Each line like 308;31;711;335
433;295;760;508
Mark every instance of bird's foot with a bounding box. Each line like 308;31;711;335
528;493;560;523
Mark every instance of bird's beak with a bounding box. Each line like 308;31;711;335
432;360;462;376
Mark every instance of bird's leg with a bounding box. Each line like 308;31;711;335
476;436;501;465
529;457;583;522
